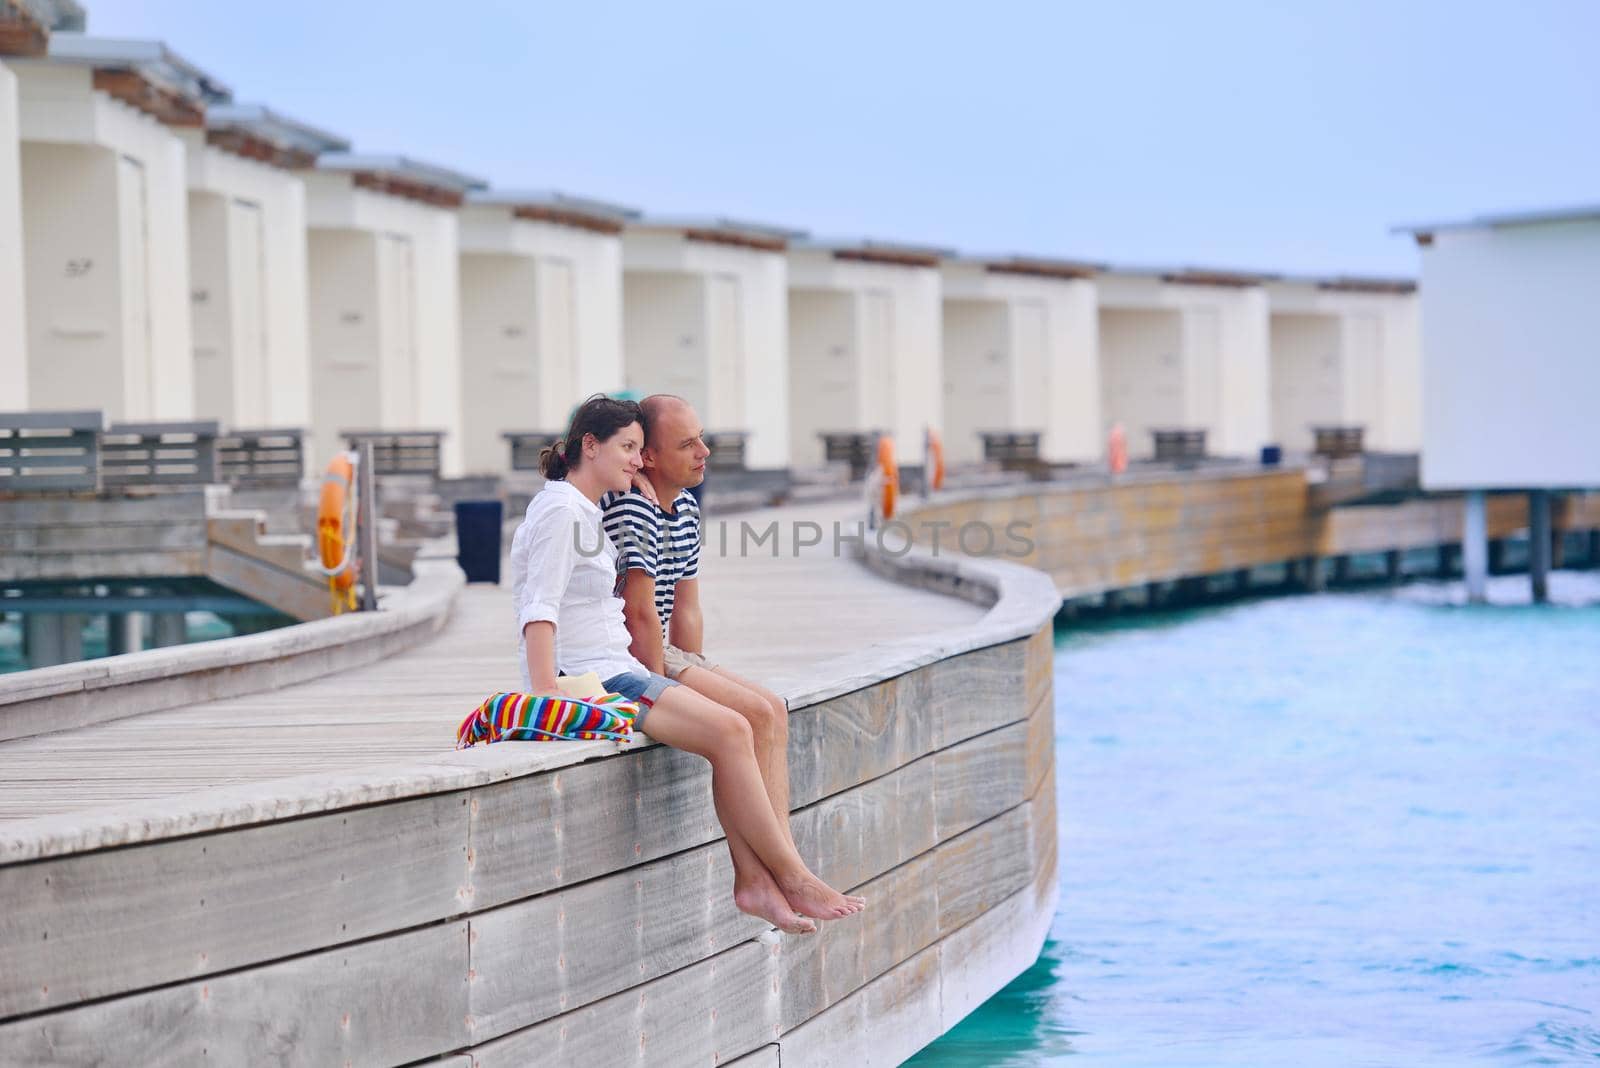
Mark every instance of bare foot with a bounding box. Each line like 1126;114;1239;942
734;879;817;935
779;871;867;920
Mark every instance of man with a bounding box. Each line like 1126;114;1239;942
602;395;799;862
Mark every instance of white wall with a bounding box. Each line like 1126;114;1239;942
940;264;1101;464
622;232;790;468
1266;281;1422;452
183;131;310;433
0;63;26;406
15;64;193;421
1097;273;1270;457
1418;220;1600;489
1268;312;1341;450
458;252;538;473
941;299;1010;464
787;248;942;467
1098;307;1183;456
304;171;464;475
786;288;856;466
458;208;624;471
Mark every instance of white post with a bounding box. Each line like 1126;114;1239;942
1463;489;1488;604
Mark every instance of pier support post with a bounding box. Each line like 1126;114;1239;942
23;613;85;669
1436;543;1459;578
106;612;142;656
151;612;187;649
1385;549;1403;584
1529;489;1552;604
1589;530;1600;568
1463;489;1488;604
1488;538;1507;575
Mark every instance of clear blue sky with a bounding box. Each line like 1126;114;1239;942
86;0;1600;277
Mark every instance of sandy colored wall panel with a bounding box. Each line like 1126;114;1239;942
623;269;705;409
0;64;25;404
305;174;465;474
942;298;1011;464
1270;312;1342;449
183;135;311;434
19;142;123;415
1100;307;1183;454
788;287;858;465
459;252;538;473
308;228;380;461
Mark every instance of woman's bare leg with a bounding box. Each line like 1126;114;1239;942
644;685;865;920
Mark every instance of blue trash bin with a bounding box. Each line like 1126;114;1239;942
454;500;504;584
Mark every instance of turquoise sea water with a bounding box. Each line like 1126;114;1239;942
909;572;1600;1067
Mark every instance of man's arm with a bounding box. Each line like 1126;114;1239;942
667;576;703;655
620;569;666;674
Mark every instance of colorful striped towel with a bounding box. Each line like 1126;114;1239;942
456;692;641;748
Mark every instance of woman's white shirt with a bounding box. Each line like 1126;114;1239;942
509;479;647;689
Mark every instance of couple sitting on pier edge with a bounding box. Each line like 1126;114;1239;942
509;393;865;933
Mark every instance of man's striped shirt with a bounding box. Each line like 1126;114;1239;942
600;489;702;631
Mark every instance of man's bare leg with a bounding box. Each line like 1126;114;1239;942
643;685;865;920
676;665;795;851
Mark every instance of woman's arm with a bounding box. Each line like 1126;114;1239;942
523;620;561;694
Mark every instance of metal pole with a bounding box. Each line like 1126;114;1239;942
359;441;380;612
1463;489;1488;604
1529;489;1551;604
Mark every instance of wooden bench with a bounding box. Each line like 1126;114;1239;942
0;410;103;493
342;430;444;478
979;431;1044;473
1311;425;1365;459
819;431;880;481
101;421;221;489
216;428;305;488
502;431;562;473
704;430;749;472
1150;427;1208;464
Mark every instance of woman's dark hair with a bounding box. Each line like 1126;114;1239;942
540;394;645;480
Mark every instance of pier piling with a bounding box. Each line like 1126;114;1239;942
1529;490;1552;603
1463;490;1488;604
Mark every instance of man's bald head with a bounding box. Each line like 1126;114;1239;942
640;394;692;448
636;394;709;491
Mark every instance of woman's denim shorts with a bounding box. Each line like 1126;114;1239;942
602;671;678;728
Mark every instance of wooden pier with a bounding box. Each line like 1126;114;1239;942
0;500;1060;1067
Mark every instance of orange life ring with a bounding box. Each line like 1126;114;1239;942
317;452;360;609
877;436;899;520
926;429;946;492
1108;423;1128;476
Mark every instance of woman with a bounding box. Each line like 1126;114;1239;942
510;395;864;931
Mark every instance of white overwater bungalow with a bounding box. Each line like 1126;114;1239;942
1397;204;1600;601
301;153;484;475
457;190;633;475
7;31;215;419
1095;266;1273;459
940;255;1103;466
186;104;345;433
1264;275;1421;453
787;238;946;468
621;216;799;470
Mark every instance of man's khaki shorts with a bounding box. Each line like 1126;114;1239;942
663;643;718;679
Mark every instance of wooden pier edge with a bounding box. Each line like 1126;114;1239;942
0;539;1063;1065
0;540;464;744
